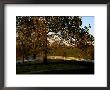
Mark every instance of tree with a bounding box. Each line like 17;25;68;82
16;16;94;63
16;16;32;62
16;16;50;63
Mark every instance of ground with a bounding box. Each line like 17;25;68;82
16;59;94;74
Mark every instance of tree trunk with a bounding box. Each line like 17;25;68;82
43;31;47;64
43;50;47;63
33;53;36;59
21;42;25;63
22;52;24;63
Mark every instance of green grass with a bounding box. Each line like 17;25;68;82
16;59;94;74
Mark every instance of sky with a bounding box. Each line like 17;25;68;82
81;16;94;36
48;16;94;36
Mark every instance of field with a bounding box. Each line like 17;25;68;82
16;59;94;74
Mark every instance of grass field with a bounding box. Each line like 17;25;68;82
16;59;94;74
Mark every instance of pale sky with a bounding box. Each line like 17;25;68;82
82;16;94;36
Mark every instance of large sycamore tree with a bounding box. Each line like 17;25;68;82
16;16;94;63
